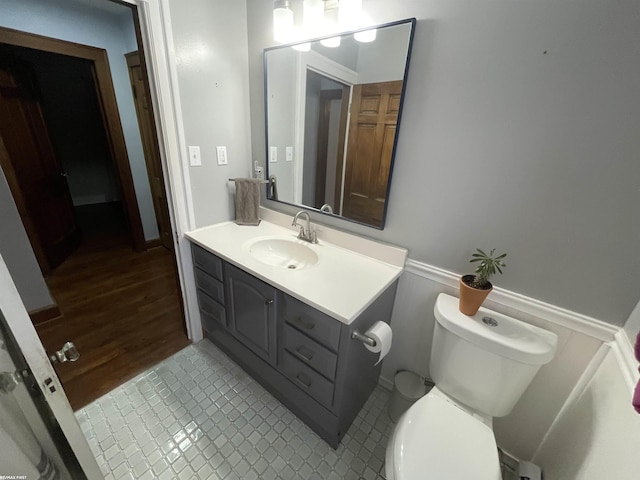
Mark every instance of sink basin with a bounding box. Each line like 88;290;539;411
248;238;319;270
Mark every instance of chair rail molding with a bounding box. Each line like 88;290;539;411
404;259;619;343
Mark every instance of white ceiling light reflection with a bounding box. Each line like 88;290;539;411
292;42;311;52
354;28;377;43
320;36;341;48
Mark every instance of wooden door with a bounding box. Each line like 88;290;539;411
342;80;402;227
0;60;79;273
126;51;173;250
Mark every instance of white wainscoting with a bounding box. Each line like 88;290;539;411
532;337;640;478
383;259;619;460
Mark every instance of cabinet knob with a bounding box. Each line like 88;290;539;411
265;299;274;305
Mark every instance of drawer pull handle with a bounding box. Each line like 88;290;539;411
295;374;312;388
292;317;315;330
294;347;314;363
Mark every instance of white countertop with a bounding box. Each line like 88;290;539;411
185;219;406;325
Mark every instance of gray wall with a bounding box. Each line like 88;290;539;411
0;171;53;310
248;0;640;326
168;0;252;228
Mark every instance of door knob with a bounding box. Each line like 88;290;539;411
50;342;80;364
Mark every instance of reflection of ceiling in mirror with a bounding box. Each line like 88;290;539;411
306;23;411;83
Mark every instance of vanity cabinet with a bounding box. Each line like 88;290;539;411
190;243;398;448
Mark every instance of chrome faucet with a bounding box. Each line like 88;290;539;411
292;211;318;244
320;203;334;214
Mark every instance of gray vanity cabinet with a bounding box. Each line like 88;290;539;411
225;263;278;365
190;243;398;448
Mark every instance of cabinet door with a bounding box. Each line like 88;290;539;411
225;263;278;364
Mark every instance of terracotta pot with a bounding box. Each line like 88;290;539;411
459;275;492;316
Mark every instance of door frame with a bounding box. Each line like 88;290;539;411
122;0;200;342
0;26;147;253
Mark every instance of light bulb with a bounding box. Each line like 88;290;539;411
273;0;294;43
302;0;324;37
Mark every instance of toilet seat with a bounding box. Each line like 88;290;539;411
386;391;502;480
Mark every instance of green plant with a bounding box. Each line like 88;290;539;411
468;248;507;289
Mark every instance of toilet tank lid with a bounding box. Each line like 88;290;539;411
391;393;501;480
434;293;558;365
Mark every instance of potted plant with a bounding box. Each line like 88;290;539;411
459;248;507;315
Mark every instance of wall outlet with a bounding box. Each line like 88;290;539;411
216;146;228;165
286;146;293;162
188;146;201;166
269;146;278;163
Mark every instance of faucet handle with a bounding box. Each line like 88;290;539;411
310;230;318;244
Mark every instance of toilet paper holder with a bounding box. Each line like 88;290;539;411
351;330;377;347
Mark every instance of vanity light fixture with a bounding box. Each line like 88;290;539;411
274;0;374;47
273;0;294;43
320;0;341;47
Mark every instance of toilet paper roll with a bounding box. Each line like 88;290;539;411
364;321;392;365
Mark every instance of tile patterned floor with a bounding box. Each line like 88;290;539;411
76;340;393;480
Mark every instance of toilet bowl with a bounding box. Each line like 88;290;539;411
385;293;558;480
386;388;501;480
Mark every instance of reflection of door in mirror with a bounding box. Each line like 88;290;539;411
342;80;402;227
302;70;349;212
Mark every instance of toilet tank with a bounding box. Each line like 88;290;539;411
430;294;558;417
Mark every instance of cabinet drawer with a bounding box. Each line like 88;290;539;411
283;295;341;352
198;290;226;328
195;268;225;305
282;351;334;409
283;324;337;381
192;245;223;281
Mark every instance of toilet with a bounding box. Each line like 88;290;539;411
386;293;558;480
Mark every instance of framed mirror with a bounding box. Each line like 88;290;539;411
264;18;415;229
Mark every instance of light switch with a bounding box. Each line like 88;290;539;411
286;146;293;162
269;146;278;163
216;146;228;165
188;146;201;166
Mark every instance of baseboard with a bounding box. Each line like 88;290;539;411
29;304;62;325
145;238;162;249
404;259;618;342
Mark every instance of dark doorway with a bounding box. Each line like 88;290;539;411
0;44;128;250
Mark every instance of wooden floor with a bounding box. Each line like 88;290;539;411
36;213;190;410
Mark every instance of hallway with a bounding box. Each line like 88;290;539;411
36;203;189;410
